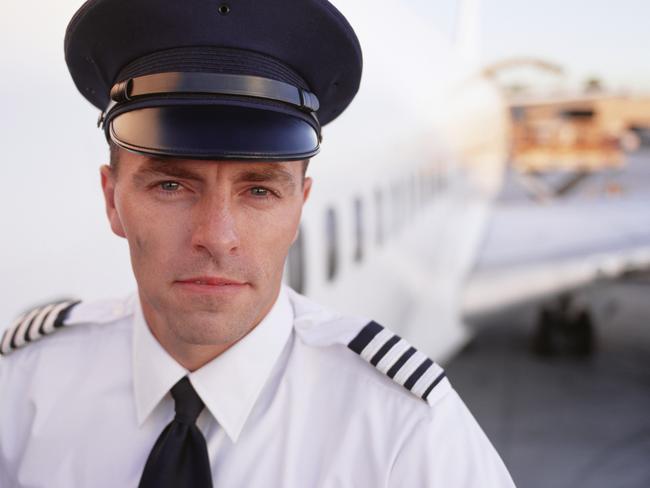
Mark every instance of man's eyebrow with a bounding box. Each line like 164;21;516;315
234;166;297;190
132;158;203;183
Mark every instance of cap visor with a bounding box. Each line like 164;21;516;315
109;105;319;161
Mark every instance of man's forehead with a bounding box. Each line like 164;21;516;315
126;150;296;173
127;152;302;179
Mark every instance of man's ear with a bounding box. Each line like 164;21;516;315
302;176;312;203
100;165;126;238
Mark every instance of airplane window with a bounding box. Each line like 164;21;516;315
391;183;401;232
399;182;406;226
418;171;427;207
397;181;405;226
439;163;448;191
375;189;384;245
420;170;430;204
410;174;418;215
286;225;306;294
433;167;441;194
353;197;364;263
430;168;437;200
325;207;338;281
397;181;408;224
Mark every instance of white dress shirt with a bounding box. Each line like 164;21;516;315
0;286;515;487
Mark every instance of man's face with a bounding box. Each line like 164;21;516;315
101;149;311;353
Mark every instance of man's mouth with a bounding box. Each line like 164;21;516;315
177;276;247;286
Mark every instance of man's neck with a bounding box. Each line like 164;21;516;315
147;326;232;371
139;302;239;372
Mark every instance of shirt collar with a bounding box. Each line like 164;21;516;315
132;286;294;442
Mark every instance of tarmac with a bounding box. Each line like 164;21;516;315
449;278;650;488
449;149;650;488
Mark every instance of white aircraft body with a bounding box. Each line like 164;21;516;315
296;0;509;361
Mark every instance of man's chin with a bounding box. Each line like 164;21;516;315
169;312;254;348
168;281;253;309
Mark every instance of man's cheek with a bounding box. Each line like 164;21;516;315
126;220;163;267
126;210;169;251
134;234;147;253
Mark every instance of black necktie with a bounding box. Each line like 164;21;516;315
139;376;213;488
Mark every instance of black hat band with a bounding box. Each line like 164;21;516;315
101;71;320;128
112;72;319;111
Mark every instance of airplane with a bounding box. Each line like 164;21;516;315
2;0;647;364
461;88;650;356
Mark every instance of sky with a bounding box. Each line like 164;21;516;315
479;0;650;93
3;0;649;90
410;0;650;94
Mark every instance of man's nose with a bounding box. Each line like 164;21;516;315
190;194;240;256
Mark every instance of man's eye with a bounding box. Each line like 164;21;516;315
160;181;181;191
250;187;270;197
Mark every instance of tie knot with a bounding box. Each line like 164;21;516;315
171;377;205;424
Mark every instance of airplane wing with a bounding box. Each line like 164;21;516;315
462;148;650;319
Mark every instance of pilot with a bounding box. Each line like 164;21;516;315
0;0;515;486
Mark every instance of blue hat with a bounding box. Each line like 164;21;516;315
64;0;362;161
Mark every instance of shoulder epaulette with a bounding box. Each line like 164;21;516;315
1;300;81;356
348;321;447;404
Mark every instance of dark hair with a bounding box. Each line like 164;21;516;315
108;139;120;173
108;140;310;180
